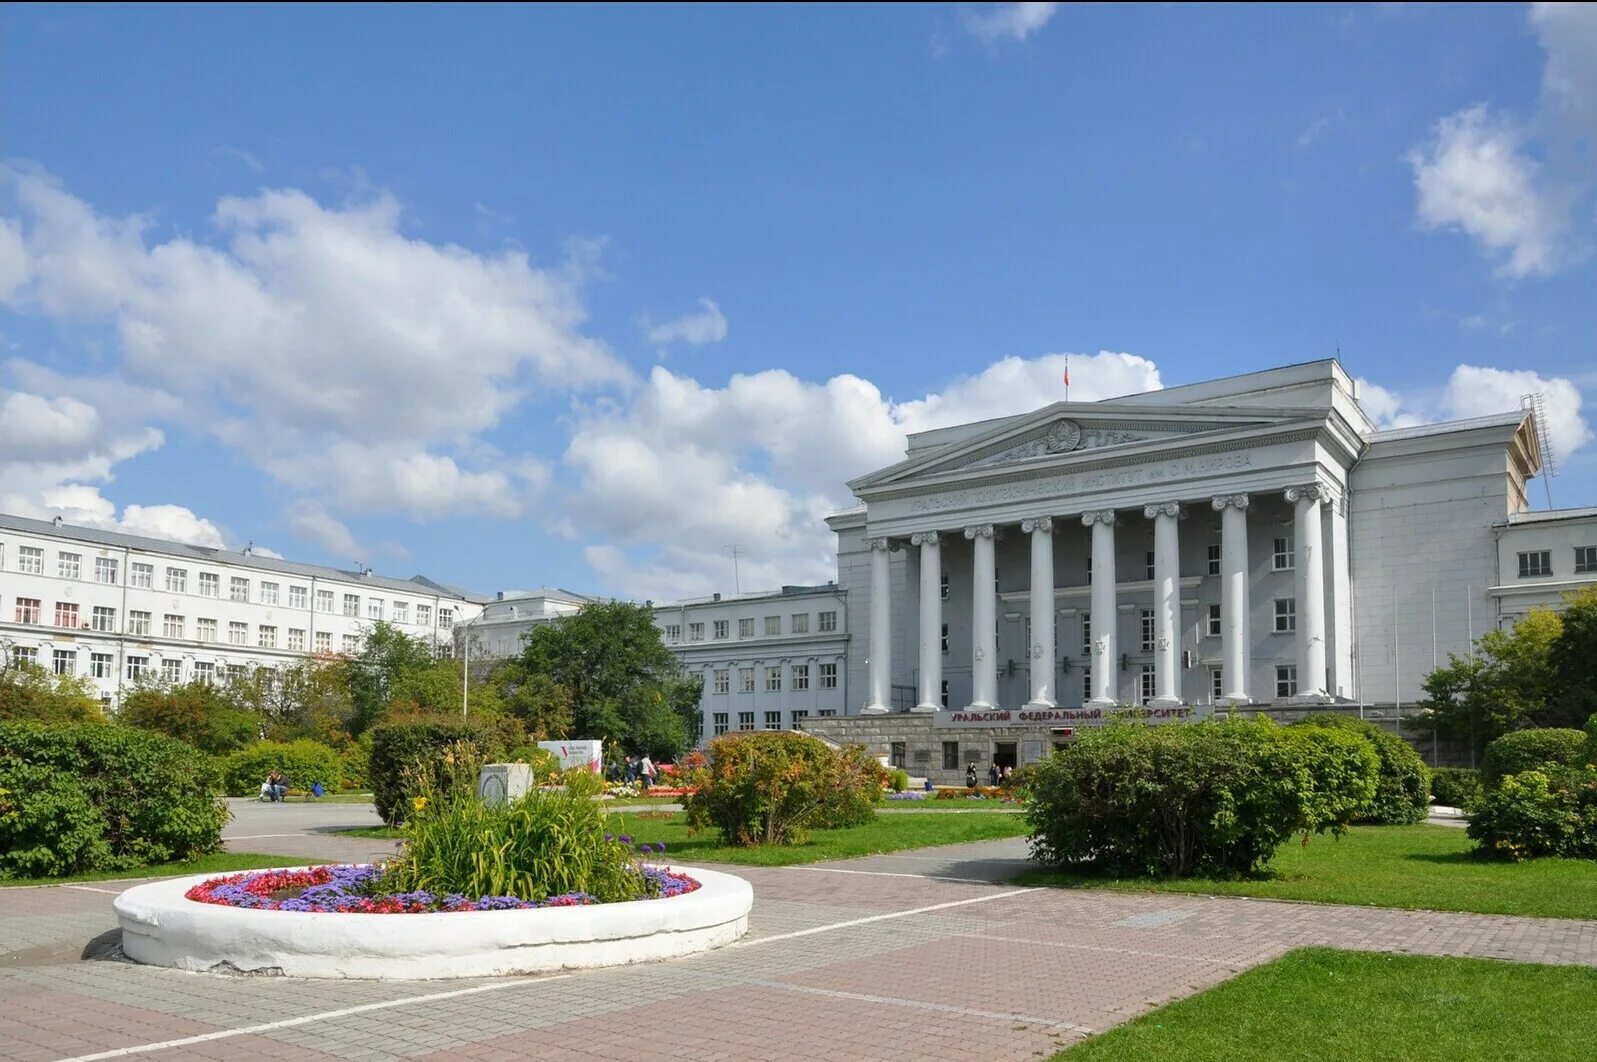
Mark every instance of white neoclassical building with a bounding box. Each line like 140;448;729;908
808;359;1593;778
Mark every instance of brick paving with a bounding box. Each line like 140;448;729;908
2;820;1595;1061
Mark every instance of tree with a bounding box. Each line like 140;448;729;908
227;659;354;743
493;666;575;741
118;679;258;754
1551;585;1597;727
0;654;104;724
343;622;441;734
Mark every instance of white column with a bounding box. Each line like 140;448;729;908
912;531;941;712
1144;502;1182;707
964;524;997;710
1211;494;1251;704
1082;510;1118;707
1022;517;1055;708
1285;484;1330;702
862;536;892;714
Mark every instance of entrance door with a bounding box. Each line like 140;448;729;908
993;742;1018;771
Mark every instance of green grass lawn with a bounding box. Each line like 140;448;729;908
339;809;1031;866
599;795;686;806
1015;824;1597;920
0;851;318;888
1053;947;1597;1061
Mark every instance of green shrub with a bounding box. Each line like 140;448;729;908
1585;714;1597;766
505;744;562;782
382;746;645;903
890;769;910;793
369;718;509;824
1293;714;1430;824
117;680;258;755
222;740;346;796
1024;719;1379;879
1430;766;1484;810
1481;728;1589;787
1466;767;1597;861
0;723;226;877
339;735;371;791
684;731;888;846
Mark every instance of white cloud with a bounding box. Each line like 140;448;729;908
285;501;361;560
1407;105;1573;278
1296;108;1345;149
1362;365;1591;466
564;351;1161;599
963;2;1059;42
1532;2;1597;138
645;297;728;347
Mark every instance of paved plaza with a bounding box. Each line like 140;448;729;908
4;802;1596;1062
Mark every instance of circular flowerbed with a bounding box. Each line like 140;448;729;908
185;862;700;914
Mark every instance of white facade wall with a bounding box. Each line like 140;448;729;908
0;516;483;707
1493;509;1597;622
466;590;591;657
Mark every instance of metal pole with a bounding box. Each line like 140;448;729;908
1393;583;1400;730
1431;586;1438;766
462;632;469;718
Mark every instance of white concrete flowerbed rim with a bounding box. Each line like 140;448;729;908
114;864;752;979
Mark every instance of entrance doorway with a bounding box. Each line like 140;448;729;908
993;742;1018;771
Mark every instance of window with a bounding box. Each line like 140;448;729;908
165;567;187;593
228;621;247;645
14;597;40;624
230;577;249;602
10;646;38;665
287;628;306;651
791;664;809;690
765;666;782;692
665;624;681;643
941;679;949;709
390;600;407;623
793;708;810;723
1086;556;1092;584
54;602;79;628
342;634;360;653
90;652;114;679
259;581;278;605
92;606;116;632
818;708;837;717
1274;598;1296;633
1145;550;1156;581
316;589;334;613
791;613;809;634
126;656;149;681
941;622;950;655
128;610;151;636
1081;615;1091;656
52;648;76;676
738;667;755;693
1082;667;1093;703
737;618;754;639
163;614;184;639
1577;546;1597;574
197;618;217;642
1276;665;1298;698
131;561;153;588
161;658;183;683
1273;537;1294;571
819;662;838;689
315;631;332;652
737;711;755;732
715;620;730;640
818;610;838;632
1207;544;1221;576
765;616;781;637
1207;604;1222;638
289;585;308;609
689;622;705;641
890;742;906;769
367;598;383;620
1140;663;1156;704
764;711;782;731
1140;609;1156;653
416;604;432;626
95;557;119;584
713;712;729;736
59;552;81;579
943;741;960;770
259;626;277;648
198;572;219;597
1212;668;1224;700
193;661;215;684
226;664;246;681
940;573;949;600
439;608;454;629
1518;550;1552;578
18;546;43;574
343;593;360;617
713;669;730;695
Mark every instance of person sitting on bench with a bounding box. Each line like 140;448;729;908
260;770;289;802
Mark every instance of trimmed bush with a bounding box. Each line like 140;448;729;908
1467;767;1597;861
1024;719;1378;879
505;744;562;783
369;718;509;824
890;769;910;793
1481;728;1588;787
0;723;226;878
1430;766;1484;810
222;740;346;797
684;731;888;846
1293;714;1430;824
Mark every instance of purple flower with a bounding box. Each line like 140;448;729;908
619;834;632;845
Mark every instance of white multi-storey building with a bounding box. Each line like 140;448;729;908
465;588;592;658
0;513;486;708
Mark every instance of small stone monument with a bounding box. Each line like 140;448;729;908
477;763;532;806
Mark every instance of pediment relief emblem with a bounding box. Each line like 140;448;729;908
965;418;1163;470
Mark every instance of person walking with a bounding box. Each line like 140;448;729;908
987;762;1000;787
640;754;656;789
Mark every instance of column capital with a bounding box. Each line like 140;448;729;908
863;536;894;552
909;530;941;547
1143;501;1182;520
1284;483;1330;505
1211;493;1251;512
963;524;995;540
1080;509;1117;527
1020;516;1054;534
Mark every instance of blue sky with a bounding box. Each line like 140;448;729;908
2;3;1594;600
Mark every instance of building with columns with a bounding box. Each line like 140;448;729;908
807;359;1591;780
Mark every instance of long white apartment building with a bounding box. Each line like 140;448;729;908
0;513;487;708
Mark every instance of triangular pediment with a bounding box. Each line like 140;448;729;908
850;402;1321;493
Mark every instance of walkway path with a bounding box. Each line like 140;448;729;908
2;811;1589;1062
